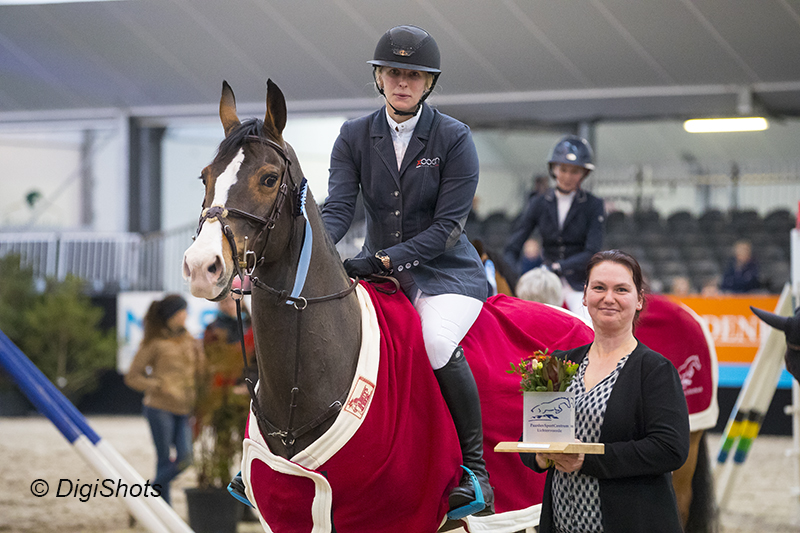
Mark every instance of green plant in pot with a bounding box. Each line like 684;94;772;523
186;333;251;533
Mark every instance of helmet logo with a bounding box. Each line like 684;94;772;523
566;153;577;161
395;48;413;57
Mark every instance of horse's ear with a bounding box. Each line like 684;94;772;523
264;79;287;138
220;80;241;137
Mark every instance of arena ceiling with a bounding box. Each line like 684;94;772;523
1;0;800;129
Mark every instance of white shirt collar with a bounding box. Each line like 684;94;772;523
385;107;420;133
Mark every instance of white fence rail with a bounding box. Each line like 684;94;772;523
0;227;194;293
0;223;363;294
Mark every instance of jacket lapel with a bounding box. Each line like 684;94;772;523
371;109;401;187
562;189;588;230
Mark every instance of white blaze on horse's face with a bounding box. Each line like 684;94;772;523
182;149;245;299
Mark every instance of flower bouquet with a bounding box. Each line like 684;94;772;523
507;349;579;392
509;350;580;442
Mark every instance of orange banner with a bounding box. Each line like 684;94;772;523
667;295;780;364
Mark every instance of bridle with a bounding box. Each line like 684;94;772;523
194;135;295;286
195;133;357;455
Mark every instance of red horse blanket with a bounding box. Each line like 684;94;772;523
241;282;593;533
636;294;719;431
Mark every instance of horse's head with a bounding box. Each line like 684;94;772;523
183;79;298;301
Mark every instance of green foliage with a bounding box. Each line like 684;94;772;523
0;254;38;343
508;349;580;392
0;255;117;401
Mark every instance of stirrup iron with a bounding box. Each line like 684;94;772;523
446;465;485;520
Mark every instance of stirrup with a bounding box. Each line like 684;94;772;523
227;471;254;508
446;466;485;520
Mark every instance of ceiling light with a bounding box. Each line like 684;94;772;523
683;117;769;133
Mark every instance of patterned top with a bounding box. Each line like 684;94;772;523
551;353;630;533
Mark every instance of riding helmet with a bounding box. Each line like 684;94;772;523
547;135;595;176
368;25;441;115
367;25;441;73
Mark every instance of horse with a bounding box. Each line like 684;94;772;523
635;295;719;533
182;80;595;533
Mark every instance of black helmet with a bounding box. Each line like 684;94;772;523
367;25;441;73
368;25;441;117
548;135;595;176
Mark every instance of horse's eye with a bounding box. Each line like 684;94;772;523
200;176;207;186
261;173;279;187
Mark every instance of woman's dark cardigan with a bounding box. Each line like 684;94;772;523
521;341;690;532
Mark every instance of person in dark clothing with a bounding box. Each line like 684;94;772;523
320;24;493;517
720;239;760;293
520;250;689;532
503;135;605;320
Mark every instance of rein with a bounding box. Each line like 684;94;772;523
200;133;358;455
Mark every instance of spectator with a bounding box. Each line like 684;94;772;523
515;266;564;307
125;294;204;505
669;275;692;296
520;238;544;274
720;239;760;293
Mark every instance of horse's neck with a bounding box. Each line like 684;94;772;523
250;200;362;457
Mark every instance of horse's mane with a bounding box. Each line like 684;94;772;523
215;118;265;163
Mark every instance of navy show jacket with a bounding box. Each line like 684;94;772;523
503;188;605;291
321;103;487;301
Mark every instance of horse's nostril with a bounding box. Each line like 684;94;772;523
208;264;217;274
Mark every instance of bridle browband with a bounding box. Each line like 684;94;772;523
196;133;358;455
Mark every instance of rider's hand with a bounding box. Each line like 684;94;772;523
343;255;386;278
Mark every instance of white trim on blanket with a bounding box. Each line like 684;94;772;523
461;503;541;532
241;283;381;533
680;303;720;432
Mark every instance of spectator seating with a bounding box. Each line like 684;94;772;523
464;207;793;294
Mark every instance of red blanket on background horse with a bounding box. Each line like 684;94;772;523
241;282;592;533
636;295;719;431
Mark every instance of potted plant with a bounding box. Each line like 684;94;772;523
508;349;580;443
185;333;251;533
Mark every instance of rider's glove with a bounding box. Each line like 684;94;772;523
343;255;387;278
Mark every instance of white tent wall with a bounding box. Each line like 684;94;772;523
1;117;799;236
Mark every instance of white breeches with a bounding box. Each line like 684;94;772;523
409;290;484;370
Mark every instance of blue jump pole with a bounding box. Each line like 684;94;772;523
0;329;188;533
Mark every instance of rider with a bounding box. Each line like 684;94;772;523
503;135;605;319
321;24;494;516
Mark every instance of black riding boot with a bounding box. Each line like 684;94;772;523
433;346;495;516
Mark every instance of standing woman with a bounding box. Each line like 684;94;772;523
503;135;605;319
125;294;205;505
520;250;689;532
321;25;493;515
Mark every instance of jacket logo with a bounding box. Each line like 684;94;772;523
416;157;440;168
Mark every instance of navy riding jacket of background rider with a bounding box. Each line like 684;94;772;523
503;188;605;291
321;102;488;302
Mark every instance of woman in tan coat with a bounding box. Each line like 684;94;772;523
125;294;204;504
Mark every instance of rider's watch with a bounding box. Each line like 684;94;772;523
375;250;392;272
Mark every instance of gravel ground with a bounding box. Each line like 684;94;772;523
1;415;799;532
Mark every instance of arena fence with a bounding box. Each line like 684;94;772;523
0;222;365;294
0;329;194;533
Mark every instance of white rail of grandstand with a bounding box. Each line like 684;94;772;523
0;223;365;294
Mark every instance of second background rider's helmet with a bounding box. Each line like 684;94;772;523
547;135;595;177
